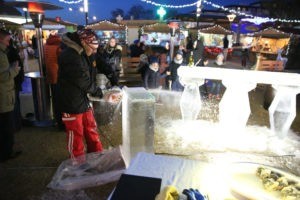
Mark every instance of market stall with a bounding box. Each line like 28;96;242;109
87;20;128;46
198;24;234;58
250;27;291;61
22;18;77;45
140;22;186;47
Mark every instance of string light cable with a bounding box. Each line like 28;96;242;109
59;0;83;4
140;0;198;8
140;0;300;23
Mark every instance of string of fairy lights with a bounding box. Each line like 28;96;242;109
140;0;300;23
59;0;83;4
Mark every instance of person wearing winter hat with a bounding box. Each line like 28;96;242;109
129;39;144;57
143;56;164;89
167;49;186;91
96;37;122;87
57;29;120;163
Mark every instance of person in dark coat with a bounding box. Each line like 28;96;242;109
186;34;193;51
193;38;208;98
129;39;144;57
137;54;149;87
143;56;162;89
193;38;205;66
31;34;38;58
57;29;119;162
7;38;24;132
96;37;122;87
223;35;229;62
168;50;185;91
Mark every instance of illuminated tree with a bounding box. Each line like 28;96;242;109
260;0;300;19
111;8;125;20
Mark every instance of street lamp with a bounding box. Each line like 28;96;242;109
83;0;88;25
226;13;236;29
157;7;166;22
5;0;62;126
23;7;28;23
196;0;202;28
168;20;181;61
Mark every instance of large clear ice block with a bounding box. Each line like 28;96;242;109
121;87;155;166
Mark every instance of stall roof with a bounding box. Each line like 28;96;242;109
118;20;157;28
0;15;30;24
253;27;291;38
199;24;233;35
22;18;77;30
87;20;127;31
142;23;170;33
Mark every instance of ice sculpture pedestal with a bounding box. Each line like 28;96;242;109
219;80;256;130
269;86;300;138
121;87;155;166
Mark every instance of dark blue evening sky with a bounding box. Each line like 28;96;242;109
41;0;256;25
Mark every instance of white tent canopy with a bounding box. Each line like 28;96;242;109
0;15;31;24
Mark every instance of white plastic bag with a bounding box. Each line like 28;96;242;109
48;146;126;190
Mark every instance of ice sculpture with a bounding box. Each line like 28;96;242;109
180;83;203;121
178;66;300;136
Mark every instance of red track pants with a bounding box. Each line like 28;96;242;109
62;108;103;160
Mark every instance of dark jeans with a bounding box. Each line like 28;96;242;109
52;84;63;129
0;111;15;160
210;80;222;95
171;78;184;91
14;90;22;132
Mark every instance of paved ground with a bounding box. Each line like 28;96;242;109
1;56;299;200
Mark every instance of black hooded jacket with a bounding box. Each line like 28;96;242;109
57;32;101;114
96;44;122;86
193;39;205;66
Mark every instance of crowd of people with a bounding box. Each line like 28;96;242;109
0;27;232;163
130;36;229;100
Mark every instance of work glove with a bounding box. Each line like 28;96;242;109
190;189;206;200
183;189;196;200
91;87;103;98
182;189;206;200
155;185;179;200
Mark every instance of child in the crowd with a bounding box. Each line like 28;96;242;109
215;53;224;66
167;50;186;91
143;56;163;89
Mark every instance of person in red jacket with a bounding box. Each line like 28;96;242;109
44;33;63;129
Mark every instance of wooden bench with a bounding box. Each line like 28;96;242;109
256;60;284;71
119;57;142;86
